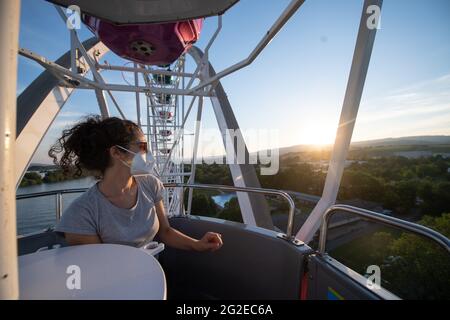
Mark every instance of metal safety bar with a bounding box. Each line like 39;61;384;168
16;188;89;221
165;183;303;245
319;204;450;254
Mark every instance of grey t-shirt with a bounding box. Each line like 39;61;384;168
55;174;165;247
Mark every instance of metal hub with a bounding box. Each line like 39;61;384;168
130;40;155;57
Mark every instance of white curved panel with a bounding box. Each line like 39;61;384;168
15;41;109;189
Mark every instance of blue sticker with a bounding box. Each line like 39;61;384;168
327;287;344;300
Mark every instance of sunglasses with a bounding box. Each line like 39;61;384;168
132;141;149;153
117;141;148;154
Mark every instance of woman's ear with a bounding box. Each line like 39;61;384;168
109;146;123;160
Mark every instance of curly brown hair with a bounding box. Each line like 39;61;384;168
48;115;142;177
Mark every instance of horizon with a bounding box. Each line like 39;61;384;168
28;134;450;167
17;0;450;164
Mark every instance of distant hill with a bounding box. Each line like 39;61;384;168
278;135;450;156
28;163;59;171
351;136;450;148
29;163;52;167
278;144;328;156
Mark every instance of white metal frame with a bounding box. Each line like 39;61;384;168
0;0;21;300
20;0;307;97
15;43;110;189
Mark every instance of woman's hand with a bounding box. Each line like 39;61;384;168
193;232;223;252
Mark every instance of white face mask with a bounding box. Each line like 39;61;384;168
116;145;155;176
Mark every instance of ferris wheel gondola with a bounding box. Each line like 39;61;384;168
2;0;449;301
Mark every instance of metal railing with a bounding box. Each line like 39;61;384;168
16;188;89;221
165;183;300;244
15;183;300;245
319;204;450;254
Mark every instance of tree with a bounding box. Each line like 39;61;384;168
338;170;384;202
188;193;218;217
19;172;43;187
418;181;450;216
378;214;450;299
416;163;441;178
330;214;450;299
392;180;417;213
43;170;66;183
217;198;242;223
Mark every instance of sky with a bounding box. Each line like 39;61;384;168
16;0;450;164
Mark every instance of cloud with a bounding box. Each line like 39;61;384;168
359;72;450;124
353;72;450;141
44;111;89;133
58;111;86;119
387;73;450;96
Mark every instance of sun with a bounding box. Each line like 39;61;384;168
299;123;337;146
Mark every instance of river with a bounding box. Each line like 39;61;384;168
16;177;96;235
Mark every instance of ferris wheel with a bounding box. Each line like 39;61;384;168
15;0;281;227
2;0;450;301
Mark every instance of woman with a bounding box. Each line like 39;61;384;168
49;115;223;252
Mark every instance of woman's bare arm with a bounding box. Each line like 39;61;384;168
154;200;223;252
63;201;222;251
